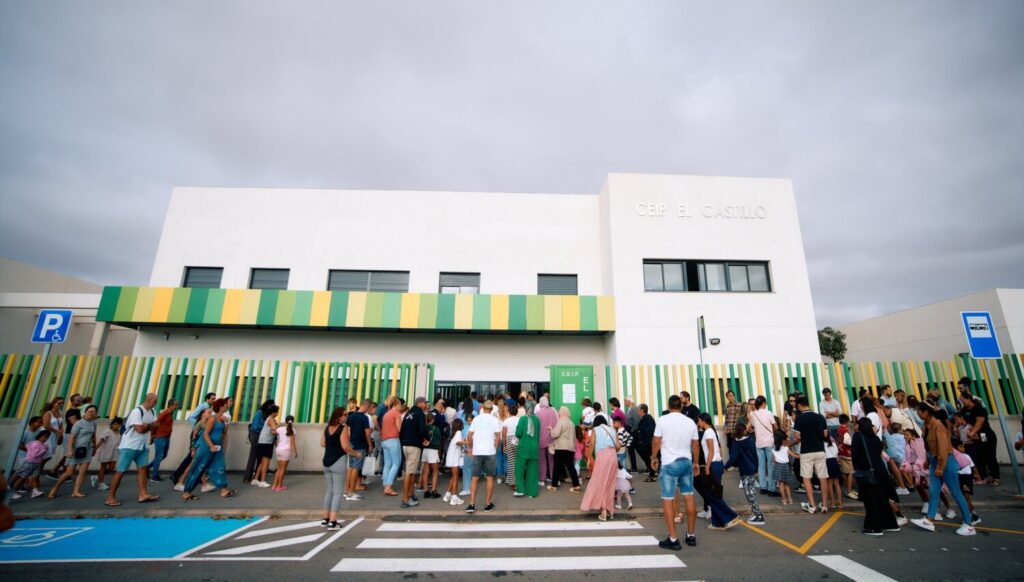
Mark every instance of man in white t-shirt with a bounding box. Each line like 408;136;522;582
819;388;843;441
652;395;700;550
105;392;158;507
748;396;778;495
466;400;502;513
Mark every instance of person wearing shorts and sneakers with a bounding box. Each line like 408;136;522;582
837;414;856;500
792;397;831;514
344;400;373;501
652;395;701;550
106;393;159;507
466;400;502;513
399;397;429;508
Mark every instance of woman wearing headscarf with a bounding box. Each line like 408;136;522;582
549;406;580;491
580;416;620;521
536;397;558;486
515;403;540;498
851;416;899;535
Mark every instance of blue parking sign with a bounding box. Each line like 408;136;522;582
961;311;1002;359
31;309;73;343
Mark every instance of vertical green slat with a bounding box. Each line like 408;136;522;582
291;291;313;326
435;294;456;329
579;296;598;331
381;293;402;328
508;295;528;331
184;287;210;324
203;289;226;323
525;295;544;330
256;290;279;326
471;295;491;330
364;293;385;328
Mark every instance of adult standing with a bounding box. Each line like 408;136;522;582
399;397;429;508
960;397;999;485
380;397;403;496
148;398;179;482
186;392;216;428
580;416;620;521
320;407;348;529
819;389;842;442
50;394;82;478
467;400;502;512
910;402;977;536
635;404;657;481
609;398;627;428
515;404;540;498
40;397;65;474
851;417;900;535
624;398;640;472
696;413;741;530
535;397;557;486
343;400;373;501
748;396;778;496
549;406;580;491
48;404;98;498
723;391;741;454
652;395;700;549
793;396;832;513
502;403;520;489
244;399;275;484
106;393;159;506
680;392;700;424
879;384;897;408
180;398;235;500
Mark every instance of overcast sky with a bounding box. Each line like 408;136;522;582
1;1;1022;326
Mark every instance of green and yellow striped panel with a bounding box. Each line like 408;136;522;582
97;286;615;332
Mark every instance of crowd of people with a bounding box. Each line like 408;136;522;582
6;377;1016;551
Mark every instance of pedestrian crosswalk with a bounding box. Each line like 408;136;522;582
331;520;685;573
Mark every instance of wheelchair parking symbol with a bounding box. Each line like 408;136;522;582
1;527;91;548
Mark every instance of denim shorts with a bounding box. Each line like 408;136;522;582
659;457;695;499
348;449;367;470
116;448;149;473
472;454;497;477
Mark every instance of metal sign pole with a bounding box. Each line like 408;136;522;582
4;343;52;481
982;358;1024;496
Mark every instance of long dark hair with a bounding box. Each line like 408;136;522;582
328;407;347;427
42;396;64;416
259;399;276;417
462;397;474;419
285;415;295;437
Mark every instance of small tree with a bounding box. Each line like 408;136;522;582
818;327;847;362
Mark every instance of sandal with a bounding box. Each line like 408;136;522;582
221;489;237;498
139;495;160;503
182;493;198;502
104;500;121;507
598;513;608;522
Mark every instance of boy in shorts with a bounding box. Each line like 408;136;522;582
837;414;856;500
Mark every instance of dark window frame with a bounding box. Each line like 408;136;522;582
182;266;224;289
327;269;410;292
537;273;578;295
439;272;481;294
642;259;771;293
248;268;290;290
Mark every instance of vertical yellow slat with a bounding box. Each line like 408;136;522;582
16;355;42;417
232;360;247;419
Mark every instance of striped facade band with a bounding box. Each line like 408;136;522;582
0;353;431;424
96;286;615;333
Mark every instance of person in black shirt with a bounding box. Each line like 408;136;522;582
680;391;700;423
793;397;831;513
343;401;373;500
399;397;430;507
635;404;657;480
960;397;999;484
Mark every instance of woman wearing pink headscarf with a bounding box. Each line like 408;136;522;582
536;397;558;486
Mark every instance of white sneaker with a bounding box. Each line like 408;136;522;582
945;508;956;520
11;492;21;500
442;491;451;502
453;496;464;505
257;481;271;488
497;478;502;484
31;489;44;498
896;487;910;496
956;524;976;536
696;510;710;519
932;513;943;521
201;484;216;493
739;482;744;488
921;502;929;514
513;492;524;497
615;503;623;509
896;515;909;527
450;495;462;505
911;517;935;532
98;483;110;491
90;476;98;488
458;490;470;496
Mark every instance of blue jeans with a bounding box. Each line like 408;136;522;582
149;437;170;479
927;453;973;525
705;461;738;527
617;451;627;469
497;448;508;479
658;457;695;499
381;439;401;487
462;454;473;492
757;446;776;492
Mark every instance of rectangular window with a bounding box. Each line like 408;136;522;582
439;272;480;294
249;268;290;290
644;260;770;293
328;270;409;292
538;274;578;295
183;267;223;289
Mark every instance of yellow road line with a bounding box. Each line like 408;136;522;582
741;511;846;555
740;522;804;553
843;511;1024;536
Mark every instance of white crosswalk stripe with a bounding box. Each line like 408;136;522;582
332;520;685;573
236;521;323;540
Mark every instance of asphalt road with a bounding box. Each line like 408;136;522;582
4;509;1024;581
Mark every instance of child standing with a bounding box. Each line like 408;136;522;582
837;414;856;500
825;436;843;509
614;464;633;510
574;426;585;477
953;441;982;525
272;415;297;491
420;413;442;498
771;430;797;505
444;419;466;505
724;424;764;525
11;432;49;499
92;417;122;491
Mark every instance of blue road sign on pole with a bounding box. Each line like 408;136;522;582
960;311;1002;359
31;309;73;343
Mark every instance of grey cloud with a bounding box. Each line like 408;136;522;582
1;1;1022;326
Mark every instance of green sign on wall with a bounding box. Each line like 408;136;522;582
549;364;594;424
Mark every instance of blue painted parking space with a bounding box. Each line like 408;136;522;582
0;517;259;562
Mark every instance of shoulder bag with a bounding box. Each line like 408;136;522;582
852;433;877;485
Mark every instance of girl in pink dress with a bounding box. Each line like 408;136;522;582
272;416;297;491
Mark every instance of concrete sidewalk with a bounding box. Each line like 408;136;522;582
11;466;1023;520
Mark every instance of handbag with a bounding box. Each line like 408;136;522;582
74;446;88;460
852;433;877;485
361;452;378;477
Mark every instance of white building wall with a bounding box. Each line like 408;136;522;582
840;289;1023;362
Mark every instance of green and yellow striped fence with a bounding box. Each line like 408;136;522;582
607;354;1024;426
0;353;432;424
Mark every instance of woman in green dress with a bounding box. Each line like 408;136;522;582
515;405;540;498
